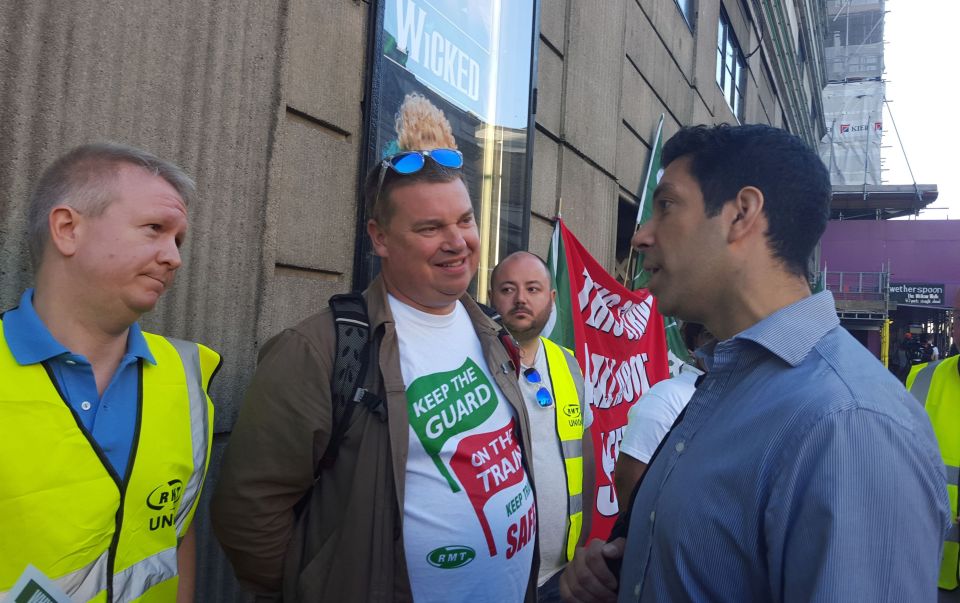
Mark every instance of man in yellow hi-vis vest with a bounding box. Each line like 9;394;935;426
491;251;595;603
908;291;960;603
0;143;220;603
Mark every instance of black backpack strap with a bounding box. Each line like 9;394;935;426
319;292;384;471
475;300;521;377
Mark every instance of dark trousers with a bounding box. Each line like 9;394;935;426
538;571;563;603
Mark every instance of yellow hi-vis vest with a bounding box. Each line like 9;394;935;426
0;327;219;602
540;337;586;561
908;355;960;591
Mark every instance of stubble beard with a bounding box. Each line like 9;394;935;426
505;305;552;347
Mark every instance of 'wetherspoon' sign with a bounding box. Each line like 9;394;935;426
889;283;945;306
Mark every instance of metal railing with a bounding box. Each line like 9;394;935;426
816;270;889;303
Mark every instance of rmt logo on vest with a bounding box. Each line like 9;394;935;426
146;479;184;531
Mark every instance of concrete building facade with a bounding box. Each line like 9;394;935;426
0;1;826;599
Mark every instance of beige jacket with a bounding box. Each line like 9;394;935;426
211;276;537;601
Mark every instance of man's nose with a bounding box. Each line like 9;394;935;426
440;225;465;251
159;238;183;270
631;221;654;251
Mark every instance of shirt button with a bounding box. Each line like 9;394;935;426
81;401;92;411
675;441;685;452
634;583;642;597
649;510;655;522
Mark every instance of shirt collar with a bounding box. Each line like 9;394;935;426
126;322;156;366
3;288;156;366
732;291;839;367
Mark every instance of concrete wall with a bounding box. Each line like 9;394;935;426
0;1;368;600
529;0;810;267
0;0;817;599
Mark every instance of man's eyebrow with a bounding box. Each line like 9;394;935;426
653;182;678;198
410;210;474;229
410;217;445;228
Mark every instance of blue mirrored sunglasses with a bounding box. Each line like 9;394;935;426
523;368;553;407
373;148;464;217
385;148;463;174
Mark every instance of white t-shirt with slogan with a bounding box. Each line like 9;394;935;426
389;296;536;602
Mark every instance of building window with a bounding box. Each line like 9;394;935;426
716;8;746;121
675;0;695;29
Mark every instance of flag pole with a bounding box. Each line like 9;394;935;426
623;242;636;287
635;115;664;229
626;114;665;290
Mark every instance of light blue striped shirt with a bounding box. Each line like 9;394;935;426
619;291;950;602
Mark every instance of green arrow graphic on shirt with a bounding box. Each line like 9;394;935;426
407;357;498;491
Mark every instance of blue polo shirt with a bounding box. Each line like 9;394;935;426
3;288;154;478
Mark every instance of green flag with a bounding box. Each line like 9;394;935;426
631;114;664;290
545;219;575;350
630;115;691;374
662;316;691;375
811;264;826;294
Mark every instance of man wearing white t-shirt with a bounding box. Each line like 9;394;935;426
213;149;538;602
614;322;713;504
491;251;595;603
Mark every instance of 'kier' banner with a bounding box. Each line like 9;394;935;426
546;219;669;541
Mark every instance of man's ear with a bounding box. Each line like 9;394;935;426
726;186;765;243
550;288;557;302
367;218;388;258
48;205;82;257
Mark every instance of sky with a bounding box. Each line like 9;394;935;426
882;0;959;220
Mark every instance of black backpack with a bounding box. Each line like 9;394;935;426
318;293;386;469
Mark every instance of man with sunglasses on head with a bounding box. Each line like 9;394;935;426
490;251;595;603
213;147;540;602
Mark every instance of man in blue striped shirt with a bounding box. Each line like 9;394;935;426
560;124;950;602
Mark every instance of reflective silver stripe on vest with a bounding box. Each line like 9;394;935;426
947;464;960;487
0;551;110;602
569;492;583;515
909;360;943;405
947;522;960;544
166;337;210;537
559;345;586;405
112;546;177;602
946;464;959;543
561;439;582;458
59;551;109;602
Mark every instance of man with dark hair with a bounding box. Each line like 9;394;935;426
490;251;594;602
0;143;219;602
560;124;948;602
213;148;539;601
